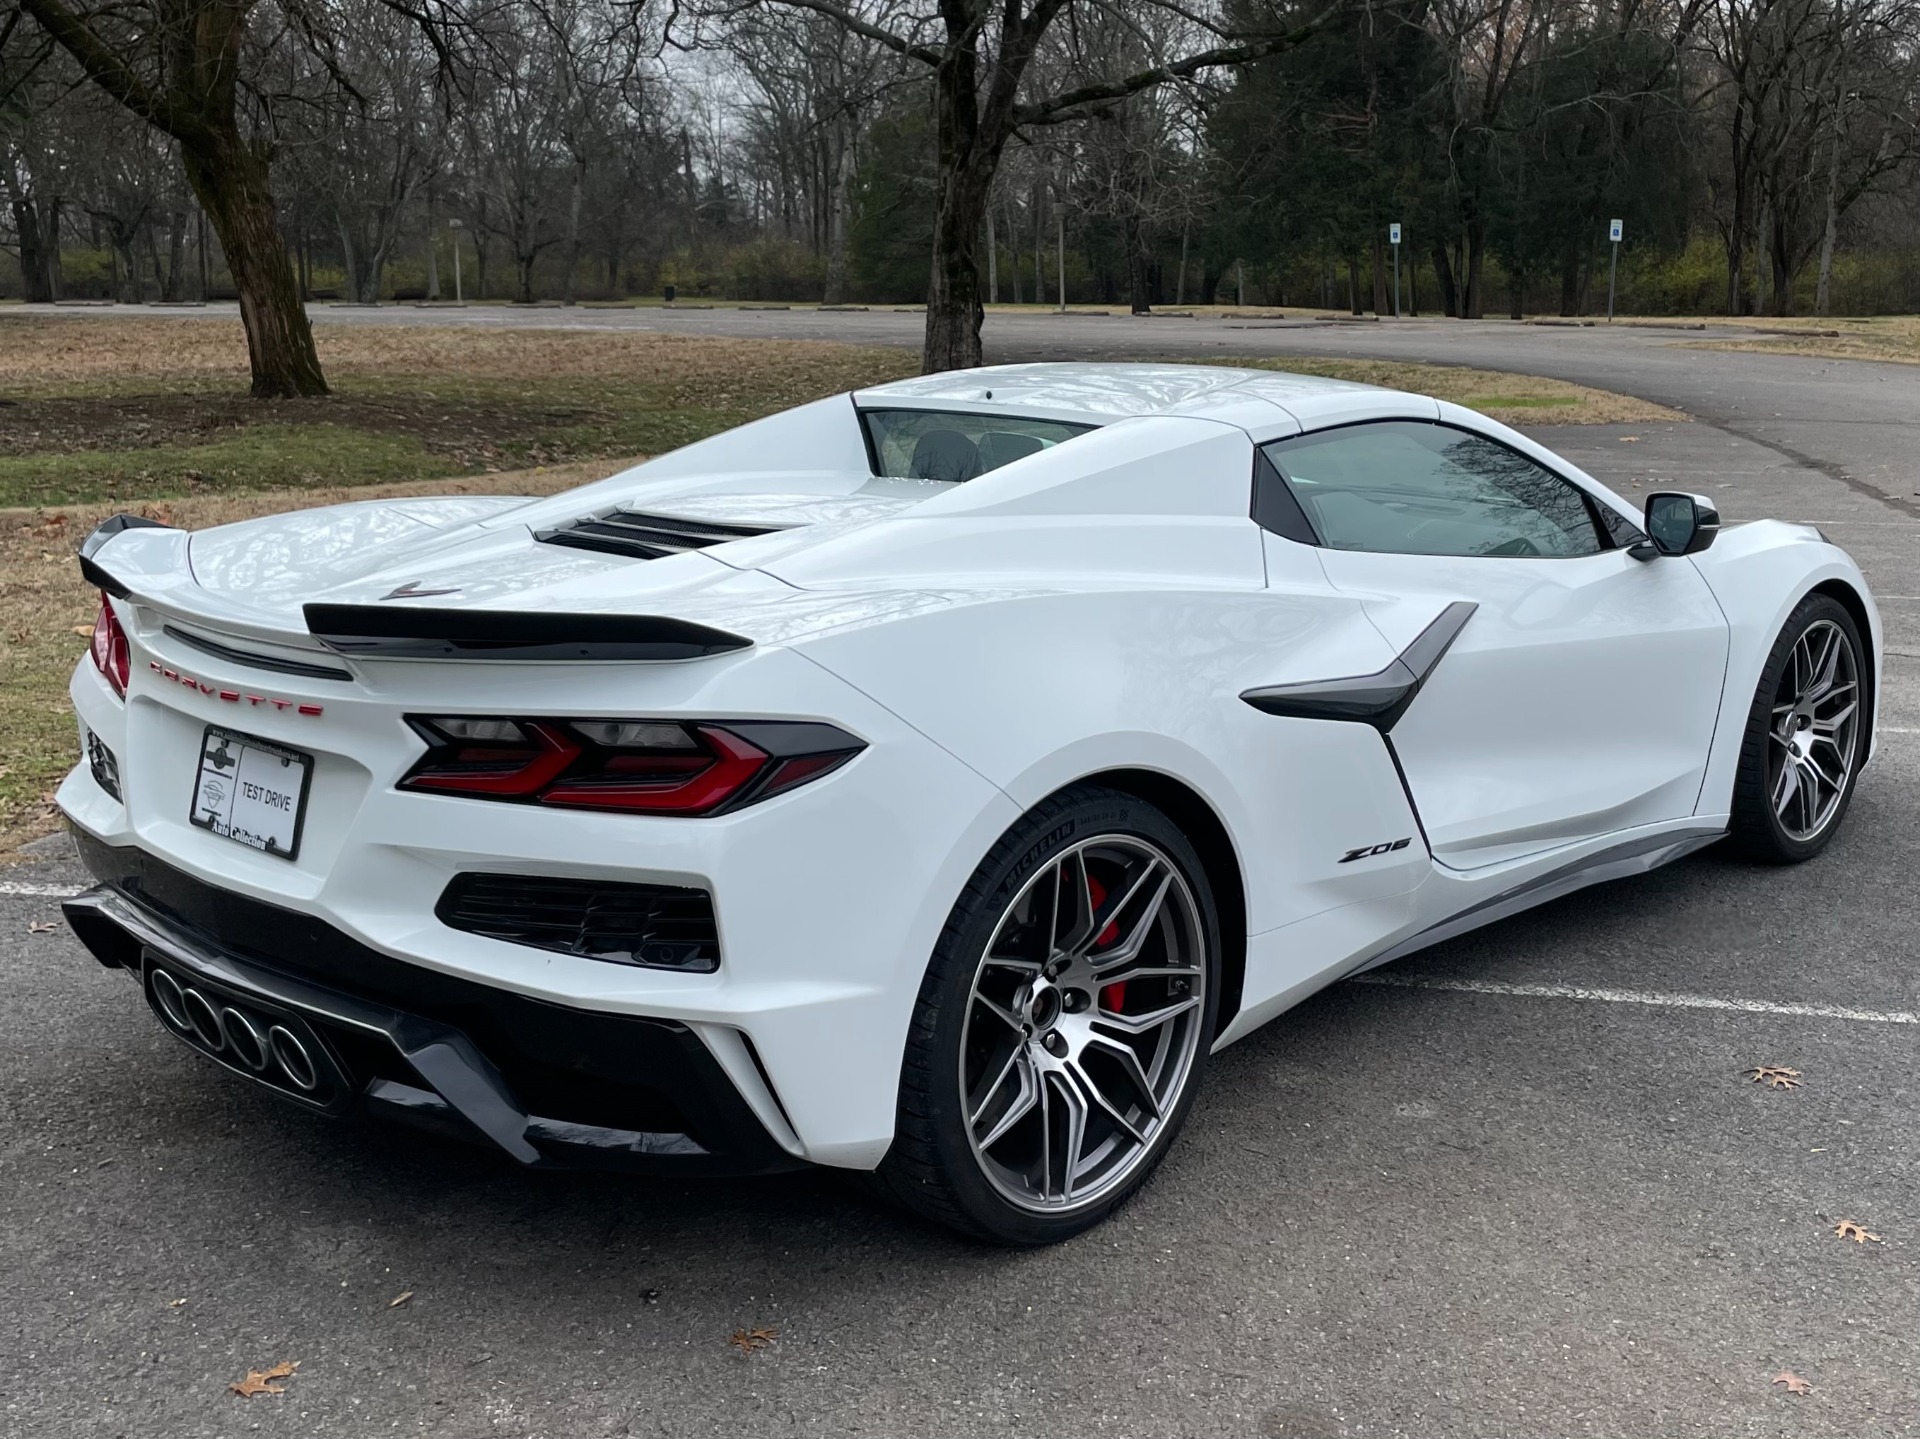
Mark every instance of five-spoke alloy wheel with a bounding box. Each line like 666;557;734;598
1732;594;1871;862
877;786;1221;1244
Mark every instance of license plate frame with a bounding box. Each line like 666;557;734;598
188;725;314;862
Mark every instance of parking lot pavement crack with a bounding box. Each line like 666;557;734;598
1351;971;1920;1024
1703;420;1920;521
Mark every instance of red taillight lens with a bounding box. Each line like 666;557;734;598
89;592;130;698
399;717;862;816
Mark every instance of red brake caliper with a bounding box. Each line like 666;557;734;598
1086;874;1125;1013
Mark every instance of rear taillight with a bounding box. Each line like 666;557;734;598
399;717;864;816
89;592;130;698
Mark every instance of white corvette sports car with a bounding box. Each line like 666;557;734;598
59;363;1878;1243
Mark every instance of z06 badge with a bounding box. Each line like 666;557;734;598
1339;836;1413;864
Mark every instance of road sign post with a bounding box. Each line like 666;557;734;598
1608;218;1623;322
1389;223;1402;317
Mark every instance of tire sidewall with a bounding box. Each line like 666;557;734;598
910;788;1222;1245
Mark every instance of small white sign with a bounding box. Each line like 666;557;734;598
1609;218;1624;243
1389;223;1402;245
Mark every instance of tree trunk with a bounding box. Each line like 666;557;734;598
5;189;56;303
337;220;364;303
1814;57;1848;317
1814;157;1841;317
1125;208;1150;315
1370;230;1388;315
425;185;441;302
163;212;185;301
1006;200;1022;304
1431;245;1459;317
1770;215;1792;317
987;206;998;303
178;133;328;396
1176;222;1188;307
564;162;584;305
1032;182;1045;306
1347;256;1361;315
1558;238;1581;316
1461;220;1486;319
822;134;855;306
922;44;992;373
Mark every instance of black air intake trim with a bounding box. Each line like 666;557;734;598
535;510;784;561
437;872;721;972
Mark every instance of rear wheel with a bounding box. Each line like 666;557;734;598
876;786;1220;1245
1729;594;1868;863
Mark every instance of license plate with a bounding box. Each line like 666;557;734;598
188;726;313;861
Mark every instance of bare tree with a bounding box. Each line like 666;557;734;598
283;0;444;303
16;0;334;391
706;0;1335;371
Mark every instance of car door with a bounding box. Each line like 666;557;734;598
1259;419;1730;870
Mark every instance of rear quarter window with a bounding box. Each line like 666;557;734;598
860;409;1096;482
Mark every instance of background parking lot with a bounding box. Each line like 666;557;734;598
3;314;1916;1439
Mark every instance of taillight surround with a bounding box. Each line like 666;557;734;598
399;716;865;817
89;592;131;698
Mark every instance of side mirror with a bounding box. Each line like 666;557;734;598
1631;492;1720;560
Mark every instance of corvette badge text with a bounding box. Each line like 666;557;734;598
1339;837;1413;864
147;661;323;717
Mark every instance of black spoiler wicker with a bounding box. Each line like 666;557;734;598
302;604;753;661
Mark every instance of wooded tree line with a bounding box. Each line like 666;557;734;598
4;0;1920;388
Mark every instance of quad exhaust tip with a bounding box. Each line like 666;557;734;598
147;966;323;1094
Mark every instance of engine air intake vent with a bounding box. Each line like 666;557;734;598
436;872;720;972
534;510;783;561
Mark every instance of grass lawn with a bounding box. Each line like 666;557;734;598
0;314;1681;858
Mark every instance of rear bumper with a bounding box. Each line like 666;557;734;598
65;833;804;1176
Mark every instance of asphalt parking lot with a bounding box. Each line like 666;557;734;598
3;325;1918;1437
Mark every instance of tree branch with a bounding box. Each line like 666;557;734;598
15;0;205;140
761;0;942;66
1013;7;1341;127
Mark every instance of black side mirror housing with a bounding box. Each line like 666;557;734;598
1631;492;1720;560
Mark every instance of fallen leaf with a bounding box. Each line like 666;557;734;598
229;1360;299;1398
1772;1370;1813;1396
389;1291;413;1308
729;1326;778;1354
27;922;56;934
1747;1065;1802;1090
71;625;94;637
1618;435;1640;442
167;1298;186;1308
1833;1220;1882;1244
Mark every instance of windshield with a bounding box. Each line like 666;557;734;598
860;409;1096;483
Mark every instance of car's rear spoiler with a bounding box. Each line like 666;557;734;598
301;604;754;661
78;513;177;597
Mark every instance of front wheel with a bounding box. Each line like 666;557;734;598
1729;593;1869;863
876;786;1221;1245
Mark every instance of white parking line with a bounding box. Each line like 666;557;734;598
1351;972;1919;1025
0;882;83;899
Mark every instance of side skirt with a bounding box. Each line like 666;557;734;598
1349;825;1727;975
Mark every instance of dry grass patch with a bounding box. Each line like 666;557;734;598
1228;356;1683;426
0;458;625;861
1676;314;1920;365
0;314;916;392
0;317;917;508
